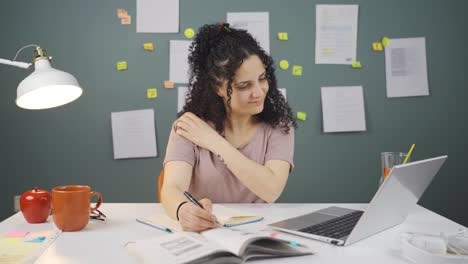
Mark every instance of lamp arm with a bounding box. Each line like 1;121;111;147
0;44;40;69
0;58;31;69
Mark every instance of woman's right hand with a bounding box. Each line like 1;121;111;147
178;198;220;232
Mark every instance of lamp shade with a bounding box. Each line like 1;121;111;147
16;59;83;110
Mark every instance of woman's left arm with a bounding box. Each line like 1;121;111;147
175;113;293;203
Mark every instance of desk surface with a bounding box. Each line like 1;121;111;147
0;203;465;264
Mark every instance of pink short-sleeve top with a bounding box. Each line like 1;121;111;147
163;122;294;203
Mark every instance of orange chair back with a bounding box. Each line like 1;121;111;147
157;169;164;202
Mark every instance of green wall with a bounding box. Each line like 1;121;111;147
1;0;467;226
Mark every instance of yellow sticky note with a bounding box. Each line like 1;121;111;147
279;60;289;70
116;61;127;71
292;65;302;76
147;88;157;99
117;9;128;18
351;61;362;68
164;80;174;89
143;42;154;51
278;32;288;41
121;15;131;25
372;42;383;51
184;28;195;39
382;36;390;46
2;238;21;242
297;112;307;121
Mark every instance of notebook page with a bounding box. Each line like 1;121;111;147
201;227;270;256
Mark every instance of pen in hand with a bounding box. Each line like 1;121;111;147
183;191;220;225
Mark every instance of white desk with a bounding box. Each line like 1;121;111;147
0;203;465;263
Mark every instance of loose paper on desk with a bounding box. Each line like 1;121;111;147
111;109;157;159
137;0;179;33
169;40;190;84
177;86;189;113
315;5;358;64
321;86;366;133
385;37;429;98
227;12;270;54
0;229;61;264
137;204;263;232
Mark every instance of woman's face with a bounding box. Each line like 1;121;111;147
217;55;269;117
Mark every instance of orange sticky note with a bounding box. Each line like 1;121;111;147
117;9;128;18
147;88;157;99
292;65;303;76
164;80;174;89
143;42;154;51
372;42;383;51
121;15;131;25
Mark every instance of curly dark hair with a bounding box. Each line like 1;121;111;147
179;23;297;134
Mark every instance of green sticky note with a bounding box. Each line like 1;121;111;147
351;61;362;68
278;32;288;40
147;88;157;99
292;65;302;76
382;36;390;46
184;28;195;39
297;112;307;121
116;61;127;71
279;60;289;70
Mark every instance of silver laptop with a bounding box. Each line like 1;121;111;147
269;155;447;246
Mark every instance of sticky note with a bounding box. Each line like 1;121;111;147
147;88;157;99
184;28;195;39
351;61;362;68
116;61;127;71
382;36;390;46
372;42;383;51
164;80;174;89
117;9;128;18
25;236;46;243
292;65;302;76
289;241;298;248
279;60;289;70
143;42;154;51
121;15;131;25
2;238;21;242
270;232;278;238
297;112;307;121
5;230;29;238
278;32;288;40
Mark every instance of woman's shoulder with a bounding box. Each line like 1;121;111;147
260;121;295;135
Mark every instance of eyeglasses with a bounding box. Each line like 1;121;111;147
90;208;107;221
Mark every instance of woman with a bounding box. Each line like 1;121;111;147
161;22;297;232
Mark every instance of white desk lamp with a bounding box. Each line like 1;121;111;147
0;45;83;110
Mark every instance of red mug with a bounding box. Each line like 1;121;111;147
52;185;102;231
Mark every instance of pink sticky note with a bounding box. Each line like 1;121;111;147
5;230;29;238
270;232;278;238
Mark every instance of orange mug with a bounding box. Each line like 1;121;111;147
52;185;102;232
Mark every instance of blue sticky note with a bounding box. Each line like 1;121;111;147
289;241;297;248
25;236;46;243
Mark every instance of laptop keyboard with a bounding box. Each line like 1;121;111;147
298;210;364;239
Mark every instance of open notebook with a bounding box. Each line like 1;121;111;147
137;205;263;232
125;227;313;264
